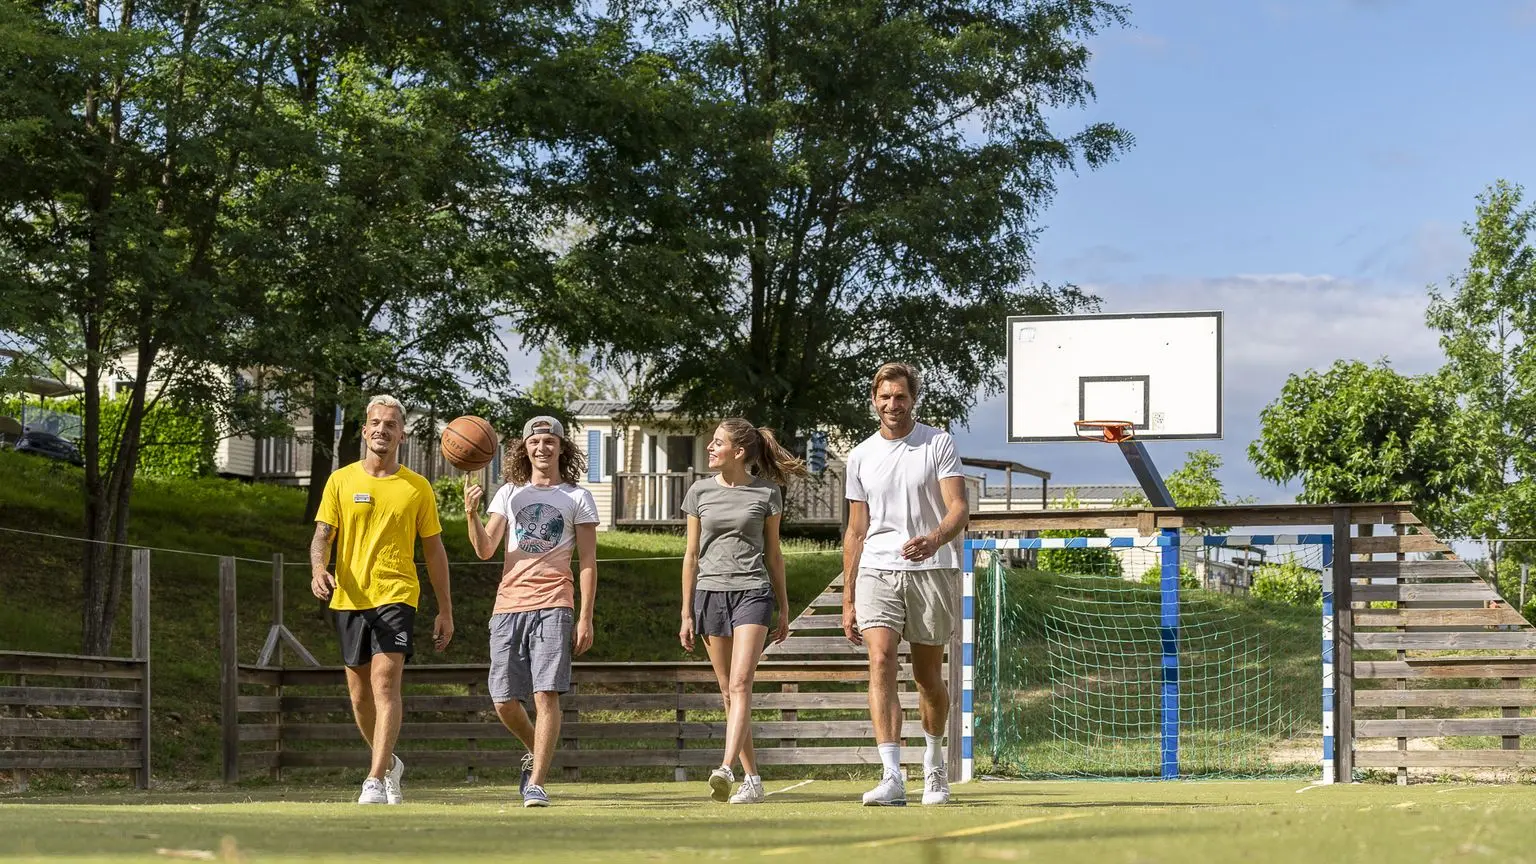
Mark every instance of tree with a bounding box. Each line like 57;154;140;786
0;1;303;653
1247;360;1480;535
1424;179;1536;543
527;343;616;410
1114;449;1243;510
518;0;1130;447
1037;489;1122;576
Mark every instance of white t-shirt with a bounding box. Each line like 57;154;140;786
487;482;599;614
844;422;964;570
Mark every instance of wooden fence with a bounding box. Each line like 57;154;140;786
0;548;152;789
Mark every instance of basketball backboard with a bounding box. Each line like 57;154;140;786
1006;311;1222;442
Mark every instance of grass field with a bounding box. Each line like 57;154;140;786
4;778;1536;863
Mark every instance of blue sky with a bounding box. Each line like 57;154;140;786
508;0;1536;510
954;0;1536;503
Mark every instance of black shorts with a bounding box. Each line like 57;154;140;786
693;587;775;638
336;603;416;667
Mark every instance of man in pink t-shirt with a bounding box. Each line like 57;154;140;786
465;416;598;807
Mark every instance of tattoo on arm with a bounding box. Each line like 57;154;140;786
310;524;334;568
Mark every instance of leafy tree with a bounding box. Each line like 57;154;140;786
1250;556;1321;608
1248;360;1479;535
527;343;616;410
1139;563;1197;591
1424;179;1536;542
0;1;303;653
519;0;1130;446
1115;449;1249;511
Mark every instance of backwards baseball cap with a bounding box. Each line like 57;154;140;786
521;415;566;440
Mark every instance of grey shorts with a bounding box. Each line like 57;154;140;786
854;568;959;645
693;587;775;638
488;607;573;704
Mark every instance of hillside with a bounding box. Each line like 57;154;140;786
0;450;842;781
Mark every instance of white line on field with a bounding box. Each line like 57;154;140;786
1295;783;1329;794
767;780;814;796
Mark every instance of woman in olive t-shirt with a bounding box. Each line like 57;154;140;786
680;418;807;804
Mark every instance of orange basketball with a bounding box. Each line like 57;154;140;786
440;415;498;472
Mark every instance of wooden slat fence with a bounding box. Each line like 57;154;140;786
0;548;151;790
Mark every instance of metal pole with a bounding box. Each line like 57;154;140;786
1321;539;1336;784
1159;527;1180;779
991;551;1004;767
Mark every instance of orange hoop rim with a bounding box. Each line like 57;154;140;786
1074;420;1136;443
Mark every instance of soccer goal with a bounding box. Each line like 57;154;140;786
959;532;1335;782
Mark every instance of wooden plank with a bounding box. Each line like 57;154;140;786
265;661;885;687
0;719;141;739
1356;718;1536;737
1354;609;1529;628
1353;583;1499;603
276;746;927;770
1334;508;1354;784
132;546;151;790
1504;678;1521;751
1350;534;1451;555
0;653;145;680
239;751;281;770
969;503;1422;532
0;686;142;708
0;750;143;769
1353;561;1483;580
1355;689;1536;708
788;614;845;630
238;667;284;686
255;691;919;715
809;592;844;608
1354;750;1536;768
1357;657;1536;679
1354;632;1536;651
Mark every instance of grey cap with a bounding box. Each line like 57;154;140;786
521;415;565;440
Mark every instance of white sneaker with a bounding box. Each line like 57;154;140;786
861;770;907;806
708;766;735;802
358;777;388;805
385;754;405;805
922;765;950;805
729;776;765;804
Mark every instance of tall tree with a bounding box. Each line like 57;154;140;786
0;1;301;653
518;0;1129;445
527;343;615;409
1424;179;1536;541
1248;360;1480;535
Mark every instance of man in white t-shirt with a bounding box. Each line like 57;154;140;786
465;415;598;807
842;363;969;806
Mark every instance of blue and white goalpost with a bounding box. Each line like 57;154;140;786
957;532;1334;784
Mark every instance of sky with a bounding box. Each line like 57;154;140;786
504;0;1536;511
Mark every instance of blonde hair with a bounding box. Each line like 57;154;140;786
365;394;406;423
718;419;808;486
871;362;921;401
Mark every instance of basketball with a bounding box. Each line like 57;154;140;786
440;415;498;471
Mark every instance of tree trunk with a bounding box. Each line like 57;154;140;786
302;378;337;521
336;372;365;471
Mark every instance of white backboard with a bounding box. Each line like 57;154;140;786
1007;311;1222;442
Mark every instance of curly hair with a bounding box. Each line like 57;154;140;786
503;435;587;486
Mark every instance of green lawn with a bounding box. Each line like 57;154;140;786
0;450;842;781
3;779;1534;863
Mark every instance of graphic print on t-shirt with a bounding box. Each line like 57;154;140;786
515;503;565;553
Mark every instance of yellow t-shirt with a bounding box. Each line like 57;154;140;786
316;463;442;611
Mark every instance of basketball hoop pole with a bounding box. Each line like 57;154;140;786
1119;439;1176;508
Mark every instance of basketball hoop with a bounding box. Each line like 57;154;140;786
1074;420;1136;444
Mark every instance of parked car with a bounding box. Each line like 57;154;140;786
14;430;84;466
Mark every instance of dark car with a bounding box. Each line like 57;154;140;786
14;430;84;466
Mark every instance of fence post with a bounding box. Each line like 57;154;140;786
220;556;239;784
1332;508;1354;783
1159;527;1180;779
947;547;965;784
132;548;151;790
271;553;284;781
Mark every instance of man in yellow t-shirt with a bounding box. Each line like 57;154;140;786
310;394;454;806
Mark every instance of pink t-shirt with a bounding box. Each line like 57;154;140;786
487;482;599;614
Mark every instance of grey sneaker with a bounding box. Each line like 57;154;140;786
519;752;535;795
358;777;388;805
861;770;907;807
922;765;950;805
523;784;550;808
385;754;405;805
729;776;765;804
709;766;736;802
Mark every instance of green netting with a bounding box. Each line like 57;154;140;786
974;545;1325;779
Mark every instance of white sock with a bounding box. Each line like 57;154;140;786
878;742;902;777
747;773;761;786
924;733;944;773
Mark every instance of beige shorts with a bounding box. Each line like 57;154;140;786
853;568;959;645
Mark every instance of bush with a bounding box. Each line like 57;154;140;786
1036;529;1123;576
1139;563;1199;590
433;475;466;515
1251;557;1321;607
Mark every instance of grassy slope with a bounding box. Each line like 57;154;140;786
0;450;841;780
4;780;1536;863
